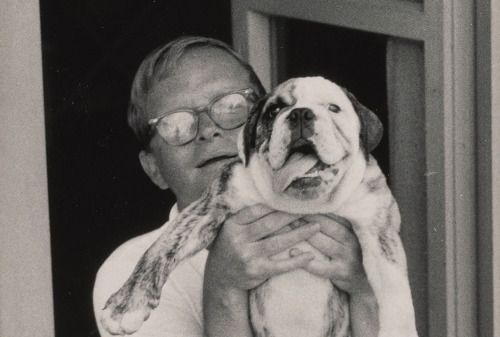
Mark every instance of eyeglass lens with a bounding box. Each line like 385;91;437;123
157;92;250;145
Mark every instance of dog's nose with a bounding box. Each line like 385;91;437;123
287;108;315;139
288;108;315;124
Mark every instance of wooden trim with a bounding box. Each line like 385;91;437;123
476;1;500;336
492;2;500;333
0;0;55;336
424;0;477;336
386;38;428;336
232;0;426;41
232;6;273;90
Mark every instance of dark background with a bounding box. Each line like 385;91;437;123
40;1;387;336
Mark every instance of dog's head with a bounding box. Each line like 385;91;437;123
238;77;383;207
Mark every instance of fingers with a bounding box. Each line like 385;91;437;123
228;204;303;241
323;213;352;229
307;232;344;257
256;223;320;255
262;252;316;278
303;259;340;279
303;214;355;247
228;204;275;225
286;246;342;280
245;212;303;241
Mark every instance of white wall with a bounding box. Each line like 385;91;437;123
0;1;55;336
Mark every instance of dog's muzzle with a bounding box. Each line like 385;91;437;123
287;107;316;141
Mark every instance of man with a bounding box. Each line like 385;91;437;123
93;36;378;337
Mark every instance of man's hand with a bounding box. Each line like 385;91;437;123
297;214;371;295
206;204;320;291
203;204;320;337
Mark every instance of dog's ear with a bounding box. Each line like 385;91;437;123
342;88;383;157
240;95;268;166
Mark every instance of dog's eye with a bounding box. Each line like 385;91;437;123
266;103;282;116
328;104;341;113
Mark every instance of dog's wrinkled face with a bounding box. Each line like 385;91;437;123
239;77;382;203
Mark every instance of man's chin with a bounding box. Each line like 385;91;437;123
196;158;236;185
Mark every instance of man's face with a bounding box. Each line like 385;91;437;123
142;47;258;209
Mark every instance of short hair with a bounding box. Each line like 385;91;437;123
127;36;266;147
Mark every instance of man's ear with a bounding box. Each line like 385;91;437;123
139;150;169;190
342;88;383;156
241;95;267;166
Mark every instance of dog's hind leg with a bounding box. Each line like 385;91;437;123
101;191;229;335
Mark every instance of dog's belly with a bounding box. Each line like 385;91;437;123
249;245;350;337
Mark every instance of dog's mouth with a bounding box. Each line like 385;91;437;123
285;139;317;162
285;139;332;176
271;137;347;196
282;141;344;192
285;161;332;190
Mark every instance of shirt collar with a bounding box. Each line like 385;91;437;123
168;203;179;221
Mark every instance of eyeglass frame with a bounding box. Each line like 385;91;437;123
147;88;256;146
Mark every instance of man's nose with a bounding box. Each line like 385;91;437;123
196;112;222;142
287;107;315;138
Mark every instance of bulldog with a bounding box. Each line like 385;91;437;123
101;77;418;337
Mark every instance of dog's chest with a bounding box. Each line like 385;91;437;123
248;244;350;337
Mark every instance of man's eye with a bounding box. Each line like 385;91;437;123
328;104;341;113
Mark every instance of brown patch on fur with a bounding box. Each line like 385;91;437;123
366;175;385;193
341;88;383;158
243;96;268;165
378;228;398;264
326;289;350;337
250;282;272;337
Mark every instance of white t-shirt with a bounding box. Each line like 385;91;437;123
93;206;208;337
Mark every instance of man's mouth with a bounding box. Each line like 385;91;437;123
196;154;238;168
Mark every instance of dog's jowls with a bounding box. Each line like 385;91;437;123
101;77;418;337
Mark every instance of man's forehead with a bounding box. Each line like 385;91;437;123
173;46;247;76
145;55;254;118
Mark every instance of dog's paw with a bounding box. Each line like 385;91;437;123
101;306;149;335
100;285;159;335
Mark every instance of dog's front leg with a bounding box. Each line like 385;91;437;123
101;193;229;335
349;198;418;337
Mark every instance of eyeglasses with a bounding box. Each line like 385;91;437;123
148;88;256;146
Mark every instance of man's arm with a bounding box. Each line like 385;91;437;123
350;288;379;337
203;271;253;336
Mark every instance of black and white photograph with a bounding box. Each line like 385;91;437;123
1;1;499;337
